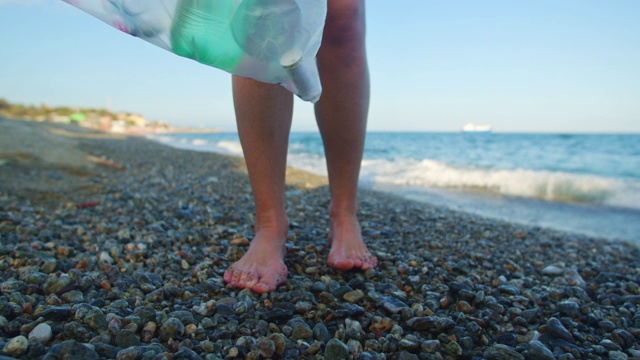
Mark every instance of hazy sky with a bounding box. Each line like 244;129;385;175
1;0;639;132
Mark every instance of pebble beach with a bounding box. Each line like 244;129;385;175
1;117;639;360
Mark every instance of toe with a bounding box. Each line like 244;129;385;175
245;272;259;289
231;269;244;286
363;254;377;270
252;281;272;294
329;257;356;271
223;267;235;284
238;271;252;287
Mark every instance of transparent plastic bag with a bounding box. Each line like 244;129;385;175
62;0;327;102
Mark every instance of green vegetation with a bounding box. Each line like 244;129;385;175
0;98;114;120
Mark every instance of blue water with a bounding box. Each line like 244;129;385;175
150;132;640;243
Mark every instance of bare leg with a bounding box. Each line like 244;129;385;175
223;77;293;293
315;0;377;270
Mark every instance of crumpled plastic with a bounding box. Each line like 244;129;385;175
62;0;327;102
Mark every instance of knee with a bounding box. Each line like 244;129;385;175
322;0;366;51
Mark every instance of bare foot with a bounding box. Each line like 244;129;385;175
327;214;377;271
223;226;288;293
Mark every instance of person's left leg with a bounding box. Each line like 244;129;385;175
314;0;377;270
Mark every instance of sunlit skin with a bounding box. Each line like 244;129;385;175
223;0;376;293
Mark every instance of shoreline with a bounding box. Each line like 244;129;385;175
1;119;639;359
147;131;640;245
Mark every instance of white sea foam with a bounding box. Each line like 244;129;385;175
287;152;328;176
359;157;640;209
216;141;244;155
192;139;208;146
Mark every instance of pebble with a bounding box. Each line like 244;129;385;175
541;264;564;276
45;340;99;360
115;329;140;348
483;344;524;360
446;341;462;357
3;335;29;357
325;338;349;359
254;338;275;358
39;306;72;321
43;274;73;295
28;323;52;344
313;323;331;343
378;295;409;314
407;316;455;333
397;351;419;360
268;333;287;356
290;322;313;339
557;301;581;318
159;318;185;341
343;289;365;303
526;340;555;360
421;340;441;353
546;317;574;343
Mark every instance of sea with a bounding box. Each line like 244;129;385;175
149;132;640;244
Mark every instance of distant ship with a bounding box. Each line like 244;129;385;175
461;123;492;133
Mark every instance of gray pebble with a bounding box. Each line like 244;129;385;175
525;340;554;360
28;323;52;345
546;317;573;343
313;323;331;343
421;340;441;353
609;350;629;360
407;316;455;333
43;340;99;360
483;344;524;360
558;301;581;318
159;318;184;341
43;274;73;295
115;329;140;348
397;350;419;360
377;295;409;314
325;338;349;359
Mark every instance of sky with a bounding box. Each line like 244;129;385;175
1;0;639;133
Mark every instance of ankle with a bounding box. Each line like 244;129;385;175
254;212;289;234
328;202;358;221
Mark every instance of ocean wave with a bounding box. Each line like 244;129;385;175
216;141;244;155
148;134;640;210
360;158;640;209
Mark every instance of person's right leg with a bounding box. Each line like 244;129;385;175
223;76;293;293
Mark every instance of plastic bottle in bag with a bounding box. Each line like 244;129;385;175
62;0;326;102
